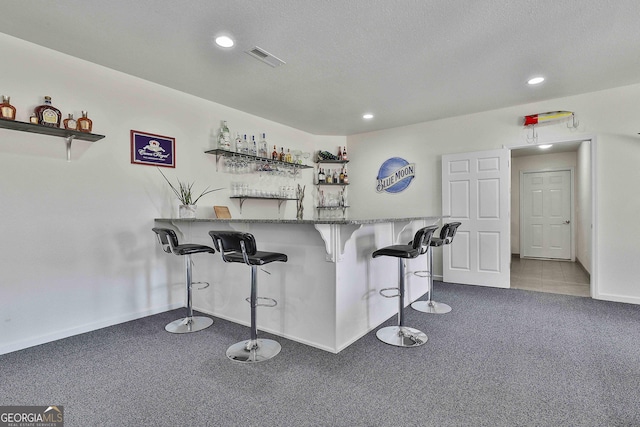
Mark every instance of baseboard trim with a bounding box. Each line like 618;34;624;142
0;303;181;356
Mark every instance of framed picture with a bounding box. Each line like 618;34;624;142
130;130;175;168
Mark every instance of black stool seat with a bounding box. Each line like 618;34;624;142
152;227;215;334
209;230;287;363
373;245;421;259
221;250;288;265
372;225;438;348
172;243;216;256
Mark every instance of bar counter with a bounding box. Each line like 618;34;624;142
154;216;442;353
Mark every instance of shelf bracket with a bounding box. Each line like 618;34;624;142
238;197;245;214
65;135;76;162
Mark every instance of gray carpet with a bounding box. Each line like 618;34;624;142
1;282;639;427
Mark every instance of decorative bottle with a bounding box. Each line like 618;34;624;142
271;145;278;160
339;167;345;184
234;133;242;153
218;121;231;150
259;133;268;158
343;166;349;184
63;113;77;130
241;134;249;154
34;96;62;127
0;96;16;120
337;147;342;160
251;135;257;156
342;146;348;161
279;147;285;162
77;111;93;133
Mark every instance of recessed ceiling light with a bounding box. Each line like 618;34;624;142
538;144;553;149
528;76;545;85
363;113;374;120
215;36;234;48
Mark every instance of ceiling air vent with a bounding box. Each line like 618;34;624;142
245;46;286;68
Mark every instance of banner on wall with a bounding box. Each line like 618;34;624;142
376;157;415;193
130;130;175;168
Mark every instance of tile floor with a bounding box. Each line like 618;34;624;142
510;255;591;297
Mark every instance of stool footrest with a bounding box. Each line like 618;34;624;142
245;296;278;307
379;287;400;298
412;270;431;278
193;281;210;290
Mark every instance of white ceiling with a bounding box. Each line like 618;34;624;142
1;1;639;136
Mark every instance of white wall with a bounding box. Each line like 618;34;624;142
0;33;344;354
347;85;640;305
510;151;578;255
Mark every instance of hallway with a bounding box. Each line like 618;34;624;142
511;255;590;297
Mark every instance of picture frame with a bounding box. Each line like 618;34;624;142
130;130;175;168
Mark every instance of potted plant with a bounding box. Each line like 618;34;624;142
158;169;223;218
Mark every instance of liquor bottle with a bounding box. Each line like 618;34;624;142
0;96;16;120
337;146;342;160
234;133;242;153
326;168;332;184
242;134;249;154
339;167;345;184
333;169;338;183
318;167;324;184
250;135;257;156
29;114;38;124
286;149;292;163
343;166;349;184
63;113;77;130
342;146;348;161
272;145;278;160
34;96;62;127
218;121;231;149
259;133;268;158
76;111;92;133
279;147;285;162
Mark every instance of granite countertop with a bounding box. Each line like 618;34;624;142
154;216;444;225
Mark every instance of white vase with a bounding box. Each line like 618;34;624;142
179;204;197;219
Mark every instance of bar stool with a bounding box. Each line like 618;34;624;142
209;231;287;363
411;222;462;314
372;225;438;347
152;227;215;333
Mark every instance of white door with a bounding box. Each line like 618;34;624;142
442;149;510;288
521;170;572;260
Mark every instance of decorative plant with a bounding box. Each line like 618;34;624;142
158;169;223;206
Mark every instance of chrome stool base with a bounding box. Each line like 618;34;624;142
165;316;213;334
226;338;281;363
411;300;452;314
376;326;428;347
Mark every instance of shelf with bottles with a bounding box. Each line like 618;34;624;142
205;148;313;172
316;159;349;164
0;117;105;161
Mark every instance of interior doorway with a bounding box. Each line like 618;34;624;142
509;138;593;298
521;169;573;260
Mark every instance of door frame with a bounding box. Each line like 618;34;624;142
519;167;575;261
506;134;598;299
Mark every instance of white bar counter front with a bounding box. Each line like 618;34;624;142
154;216;441;353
